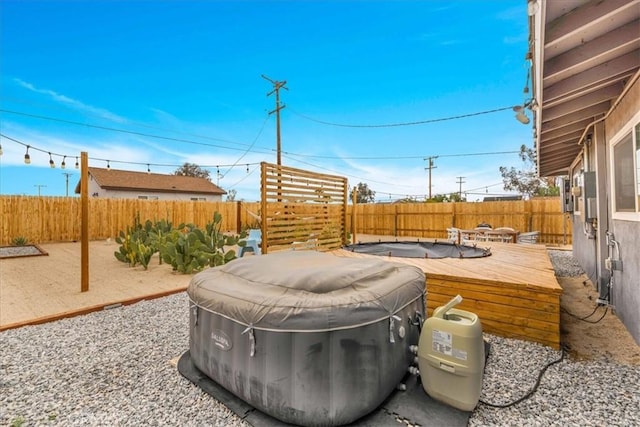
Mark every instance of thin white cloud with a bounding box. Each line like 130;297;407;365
13;78;128;124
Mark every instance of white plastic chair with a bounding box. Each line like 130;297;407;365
495;227;517;243
446;227;460;243
472;227;491;242
517;231;540;244
238;229;262;256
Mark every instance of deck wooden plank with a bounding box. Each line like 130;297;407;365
331;236;562;349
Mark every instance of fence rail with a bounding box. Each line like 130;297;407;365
0;196;571;246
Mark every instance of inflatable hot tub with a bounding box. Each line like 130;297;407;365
187;250;426;426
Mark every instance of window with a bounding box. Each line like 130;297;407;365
611;117;640;218
190;197;206;201
613;133;635;211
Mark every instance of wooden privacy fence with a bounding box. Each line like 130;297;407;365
0;196;246;245
347;198;572;245
259;162;348;253
0;196;570;246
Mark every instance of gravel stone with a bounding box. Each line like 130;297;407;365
0;293;248;427
2;250;638;426
547;249;585;277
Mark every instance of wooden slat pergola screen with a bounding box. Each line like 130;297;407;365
260;162;348;254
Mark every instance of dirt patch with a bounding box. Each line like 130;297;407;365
559;275;640;365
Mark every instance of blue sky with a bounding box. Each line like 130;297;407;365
0;0;533;202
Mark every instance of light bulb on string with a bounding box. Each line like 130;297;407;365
147;164;151;174
49;152;55;168
24;146;31;164
246;164;249;173
75;157;79;169
107;160;111;170
61;156;66;169
0;143;3;156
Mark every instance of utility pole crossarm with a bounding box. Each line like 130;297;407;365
456;176;466;200
424;156;438;199
262;74;288;166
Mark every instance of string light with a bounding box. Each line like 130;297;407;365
246;164;249;173
106;160;111;170
147;164;151;174
0;143;3;156
49;152;55;168
75;156;79;169
61;156;66;169
24;146;31;164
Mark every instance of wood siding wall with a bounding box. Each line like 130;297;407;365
0;196;571;246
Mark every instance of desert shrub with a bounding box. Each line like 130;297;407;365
160;212;245;273
11;236;29;246
115;212;243;273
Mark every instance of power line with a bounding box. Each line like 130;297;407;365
1;108;521;162
283;149;519;161
0;109;275;155
219;115;269;180
287;105;515;128
0;133;261;170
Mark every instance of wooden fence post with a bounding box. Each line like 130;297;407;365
351;188;357;245
80;151;89;293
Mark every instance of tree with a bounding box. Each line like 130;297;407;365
174;163;211;181
426;193;466;203
350;182;375;203
499;145;557;199
226;189;237;202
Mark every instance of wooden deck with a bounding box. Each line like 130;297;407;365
331;237;562;349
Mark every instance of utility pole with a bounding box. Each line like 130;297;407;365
62;172;73;197
456;176;466;200
261;74;288;166
34;184;47;196
424;156;438;199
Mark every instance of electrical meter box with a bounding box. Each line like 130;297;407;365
583;171;597;220
560;177;573;213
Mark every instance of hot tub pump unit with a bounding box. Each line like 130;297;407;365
409;294;485;411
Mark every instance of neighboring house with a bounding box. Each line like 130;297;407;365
528;0;640;343
74;167;226;201
482;196;523;202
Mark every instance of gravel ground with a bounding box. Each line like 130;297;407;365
547;249;585;277
2;250;639;426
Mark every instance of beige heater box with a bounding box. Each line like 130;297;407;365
418;295;484;411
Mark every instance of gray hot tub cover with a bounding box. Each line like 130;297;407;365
188;250;425;332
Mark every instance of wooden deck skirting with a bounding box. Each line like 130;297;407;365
332;240;562;349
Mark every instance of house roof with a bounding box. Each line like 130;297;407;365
74;167;226;195
530;0;640;176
